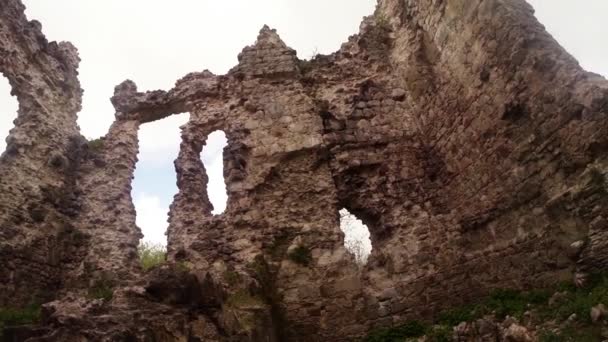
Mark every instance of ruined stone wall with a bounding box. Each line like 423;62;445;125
0;0;85;307
1;0;608;340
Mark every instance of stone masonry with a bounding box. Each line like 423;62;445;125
1;0;608;340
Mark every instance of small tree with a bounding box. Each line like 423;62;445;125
138;242;166;271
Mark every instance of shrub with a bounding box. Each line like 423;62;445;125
374;13;390;30
484;288;531;319
288;245;312;266
138;242;166;271
87;138;104;152
297;59;314;75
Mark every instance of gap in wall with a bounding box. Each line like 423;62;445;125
339;208;373;265
0;76;18;154
132;113;189;246
201;130;228;215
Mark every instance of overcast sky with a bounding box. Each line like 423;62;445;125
0;1;606;245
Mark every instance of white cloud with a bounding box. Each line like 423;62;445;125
137;113;189;165
0;77;18;152
21;0;376;140
134;193;168;245
340;209;373;263
528;0;608;77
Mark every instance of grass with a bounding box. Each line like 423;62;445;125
426;325;452;342
288;245;312;266
435;288;553;326
364;321;427;342
363;273;608;341
542;273;608;323
138;242;166;271
0;305;41;337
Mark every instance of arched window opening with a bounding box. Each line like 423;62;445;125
133;113;189;246
200;130;228;215
0;76;18;154
339;208;372;265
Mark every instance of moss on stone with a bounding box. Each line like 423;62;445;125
226;290;265;309
0;304;41;337
288;245;312;266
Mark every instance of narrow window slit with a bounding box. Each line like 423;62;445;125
200;130;228;215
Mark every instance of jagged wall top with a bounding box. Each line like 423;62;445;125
2;0;608;340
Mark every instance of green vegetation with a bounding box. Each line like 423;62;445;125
437;288;551;326
246;255;288;341
223;270;242;287
374;13;390;30
425;325;451;342
364;321;427;342
88;277;114;301
538;326;602;342
87;138;104;152
176;261;191;273
138;242;166;271
0;305;41;337
268;232;291;260
287;245;312;266
364;274;608;341
540;274;608;323
226;290;265;308
297;59;314;75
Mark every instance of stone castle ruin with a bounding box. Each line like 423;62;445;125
1;0;608;340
